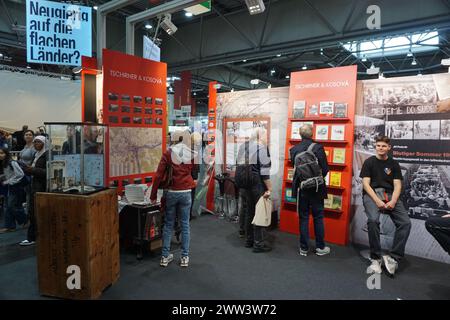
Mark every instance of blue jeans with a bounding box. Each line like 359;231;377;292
297;194;325;251
4;185;27;229
162;191;192;258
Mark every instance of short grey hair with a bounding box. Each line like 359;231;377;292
299;124;313;139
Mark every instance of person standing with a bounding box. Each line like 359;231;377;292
12;125;28;151
19;136;48;246
235;127;272;253
0;147;27;233
290;124;330;257
18;130;36;223
360;135;411;275
150;130;196;267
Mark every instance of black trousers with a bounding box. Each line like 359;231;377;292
243;184;265;248
27;192;37;242
425;216;450;255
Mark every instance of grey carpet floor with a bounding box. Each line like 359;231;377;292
0;214;449;300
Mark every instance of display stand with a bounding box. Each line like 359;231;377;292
35;188;119;299
205;81;218;212
280;65;357;245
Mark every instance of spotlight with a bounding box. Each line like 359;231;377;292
276;53;281;57
411;58;417;66
0;53;3;58
185;12;193;17
270;68;275;75
160;13;177;35
72;66;82;74
366;62;380;75
231;88;234;92
302;65;307;70
245;0;266;15
268;84;272;89
407;51;413;57
93;6;98;10
417;71;423;76
26;65;31;69
145;22;153;29
250;79;260;85
379;72;385;79
193;92;197;96
361;55;367;62
285;75;290;79
242;59;247;62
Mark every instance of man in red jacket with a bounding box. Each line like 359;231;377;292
151;131;196;268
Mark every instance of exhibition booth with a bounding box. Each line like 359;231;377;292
2;47;450;299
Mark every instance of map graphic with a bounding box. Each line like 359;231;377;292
109;127;162;177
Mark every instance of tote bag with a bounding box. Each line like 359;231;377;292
252;196;272;227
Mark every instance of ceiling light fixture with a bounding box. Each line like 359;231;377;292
26;65;31;69
418;71;423;76
361;55;367;62
285;75;290;79
245;0;266;15
407;50;413;57
411;58;417;66
185;12;193;17
145;22;152;29
270;68;275;75
93;6;98;10
302;65;307;70
276;53;281;57
160;13;177;35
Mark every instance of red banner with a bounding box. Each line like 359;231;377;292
102;49;167;192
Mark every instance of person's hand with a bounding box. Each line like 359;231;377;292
23;166;32;174
385;200;397;210
442;214;450;218
263;190;271;199
150;199;156;205
375;199;386;209
437;98;450;113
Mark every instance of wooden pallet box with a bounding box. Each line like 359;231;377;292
35;188;119;299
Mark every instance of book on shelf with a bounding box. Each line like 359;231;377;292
285;188;296;203
308;104;319;117
331;195;343;211
332;148;346;164
315;125;329;140
324;147;333;163
330;125;345;141
291;122;303;140
287;168;294;181
319;101;334;115
292;100;306;118
333;103;348;118
329;171;342;187
325;172;330;185
324;194;333;209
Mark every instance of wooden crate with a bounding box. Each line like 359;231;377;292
36;188;119;299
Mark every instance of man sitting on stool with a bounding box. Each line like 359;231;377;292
360;135;411;276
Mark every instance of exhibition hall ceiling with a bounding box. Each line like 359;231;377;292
0;0;449;93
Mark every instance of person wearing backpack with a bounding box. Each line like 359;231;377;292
290;124;330;257
0;146;28;233
235;127;272;253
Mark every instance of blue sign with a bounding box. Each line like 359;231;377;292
26;0;92;66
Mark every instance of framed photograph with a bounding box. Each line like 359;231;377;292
308;104;319;117
292;100;306;119
291;122;303;140
109;104;119;112
315;125;329;140
331;195;343;210
287;168;295;181
440;120;450;140
413;120;440;140
386;121;413;139
319;101;334;115
333;103;347;118
330;125;345;141
108;92;119;101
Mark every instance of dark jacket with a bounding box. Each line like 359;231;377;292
236;141;271;188
150;144;196;201
289;138;329;199
30;151;48;194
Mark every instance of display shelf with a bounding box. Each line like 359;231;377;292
289;139;348;144
324;208;343;214
328;163;347;168
327;185;345;191
290;118;350;122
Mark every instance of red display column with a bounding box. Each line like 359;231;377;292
206;81;217;211
280;65;357;245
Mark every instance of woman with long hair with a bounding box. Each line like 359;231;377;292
0;146;27;233
18;130;36;220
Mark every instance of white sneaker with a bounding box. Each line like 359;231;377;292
180;256;189;267
315;246;331;256
19;240;35;246
160;253;174;267
382;255;398;276
299;248;308;256
368;259;382;274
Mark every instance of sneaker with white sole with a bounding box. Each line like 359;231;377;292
382;255;398;276
180;256;189;267
160;254;174;267
367;259;382;274
299;248;308;256
315;246;331;256
19;240;35;246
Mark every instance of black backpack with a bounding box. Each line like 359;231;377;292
293;143;324;192
235;142;259;189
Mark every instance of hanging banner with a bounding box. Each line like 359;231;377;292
143;35;161;62
26;0;92;66
102;49;167;191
